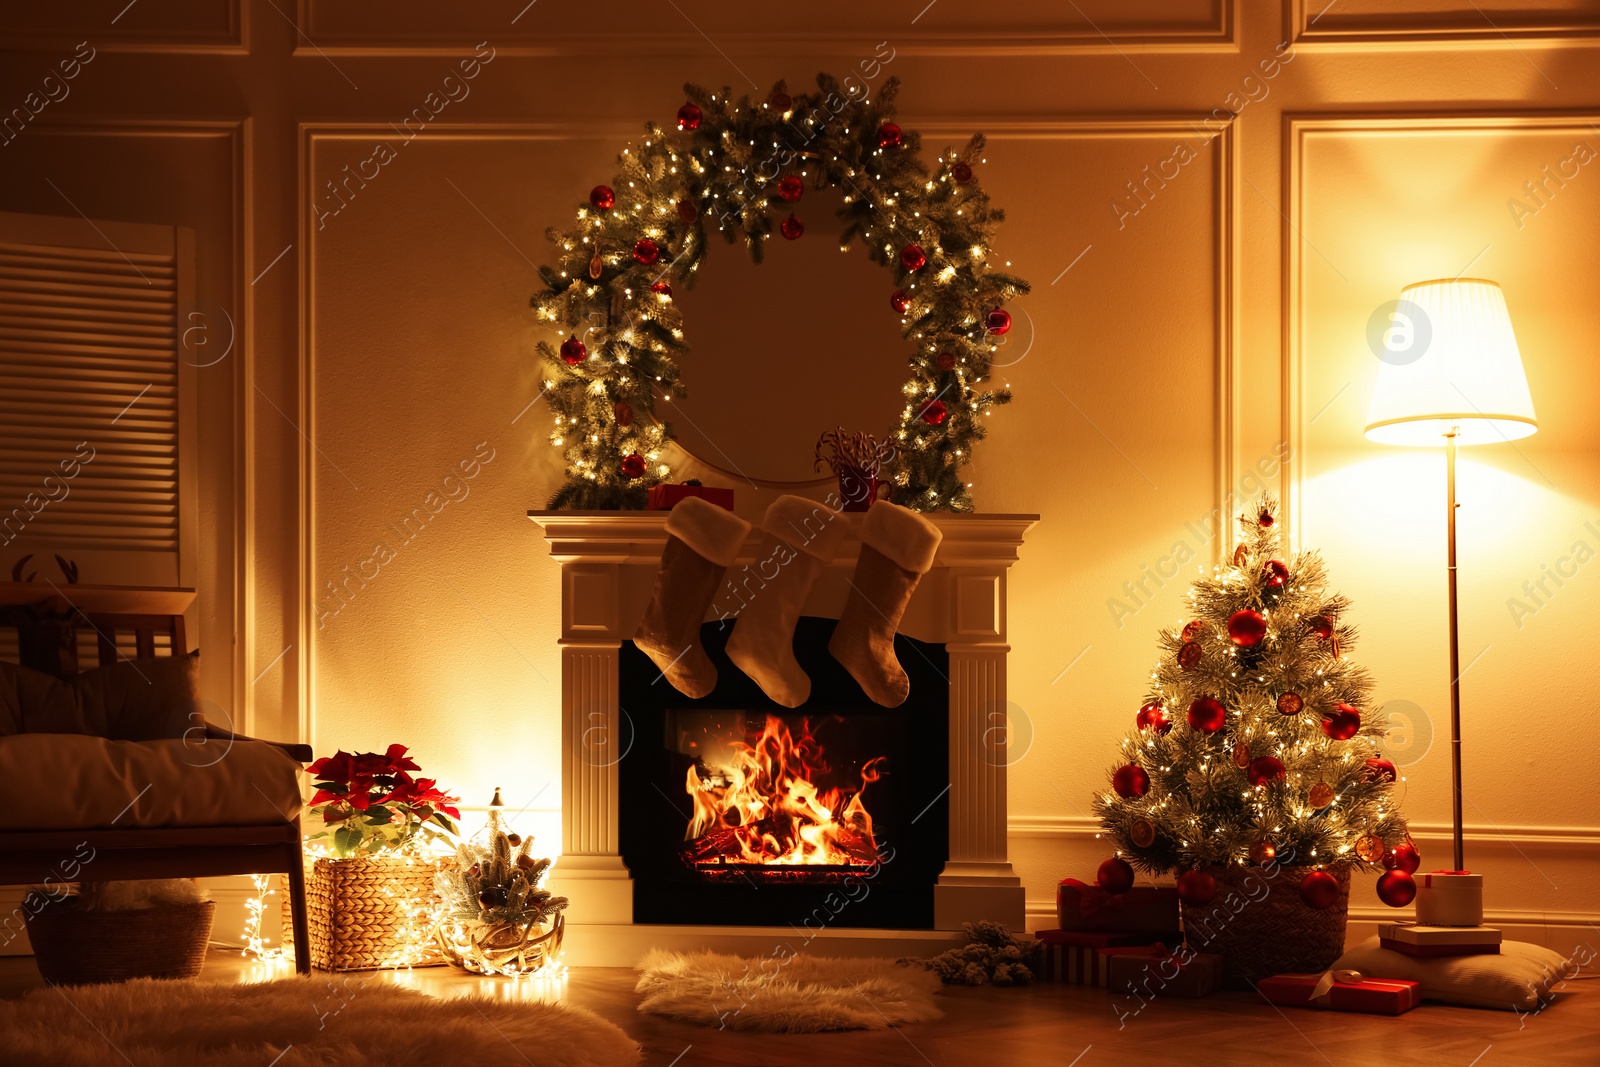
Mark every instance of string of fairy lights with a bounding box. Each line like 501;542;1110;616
531;74;1030;511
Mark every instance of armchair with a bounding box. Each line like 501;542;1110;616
0;585;312;975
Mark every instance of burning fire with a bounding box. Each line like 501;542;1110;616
684;715;885;869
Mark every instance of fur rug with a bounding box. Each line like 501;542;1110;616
0;975;639;1067
635;949;943;1032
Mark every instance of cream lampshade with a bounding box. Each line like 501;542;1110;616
1365;278;1537;445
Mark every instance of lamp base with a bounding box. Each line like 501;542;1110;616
1414;870;1484;927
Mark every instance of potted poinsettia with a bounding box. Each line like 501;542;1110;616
307;744;460;856
291;744;461;971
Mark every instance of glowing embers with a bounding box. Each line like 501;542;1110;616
681;713;885;875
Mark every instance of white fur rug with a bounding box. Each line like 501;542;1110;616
0;975;639;1067
635;949;943;1032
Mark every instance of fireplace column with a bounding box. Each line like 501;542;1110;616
934;568;1027;930
549;559;634;924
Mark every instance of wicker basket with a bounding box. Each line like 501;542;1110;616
23;898;215;984
1180;864;1350;987
283;854;445;971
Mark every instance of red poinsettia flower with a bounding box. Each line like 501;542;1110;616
385;743;420;773
307;750;353;783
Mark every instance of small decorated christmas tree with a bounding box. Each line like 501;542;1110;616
1092;497;1418;950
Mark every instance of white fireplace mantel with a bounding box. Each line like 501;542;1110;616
529;508;1038;959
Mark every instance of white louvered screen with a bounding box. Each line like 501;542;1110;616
0;210;196;588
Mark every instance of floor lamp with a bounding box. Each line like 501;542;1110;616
1363;278;1537;902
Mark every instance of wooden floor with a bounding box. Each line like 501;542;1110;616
2;951;1596;1066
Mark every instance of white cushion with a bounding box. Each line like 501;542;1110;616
0;734;302;829
1333;935;1575;1011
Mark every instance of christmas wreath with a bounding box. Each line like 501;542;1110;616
531;74;1030;512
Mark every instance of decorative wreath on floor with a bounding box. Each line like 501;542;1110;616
531;73;1030;512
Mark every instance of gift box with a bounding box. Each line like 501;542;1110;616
1257;972;1421;1015
1105;946;1222;998
1034;930;1171;984
1414;870;1484;927
1378;922;1501;957
1057;878;1180;934
645;483;735;511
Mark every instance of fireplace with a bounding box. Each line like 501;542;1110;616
618;617;949;928
529;508;1035;964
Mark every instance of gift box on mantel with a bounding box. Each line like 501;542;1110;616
1378;921;1501;957
1057;878;1181;934
1105;945;1223;999
1034;930;1176;985
1258;971;1421;1015
646;482;735;511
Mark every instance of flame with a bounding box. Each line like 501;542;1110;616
684;715;884;868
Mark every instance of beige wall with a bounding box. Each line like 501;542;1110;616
2;1;1596;941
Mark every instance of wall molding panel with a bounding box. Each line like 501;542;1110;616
0;0;245;55
294;0;1236;57
1288;0;1600;49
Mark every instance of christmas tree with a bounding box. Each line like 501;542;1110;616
1093;496;1418;911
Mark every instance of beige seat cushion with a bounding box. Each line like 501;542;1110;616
0;734;303;829
0;653;202;740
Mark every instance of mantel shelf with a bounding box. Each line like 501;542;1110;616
529;509;1040;566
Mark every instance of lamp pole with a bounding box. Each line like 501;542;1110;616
1444;428;1465;871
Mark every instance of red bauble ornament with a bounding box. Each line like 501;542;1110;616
1136;702;1172;735
650;281;673;298
1181;620;1207;643
1176;869;1216;906
1376;869;1417;908
1112;764;1150;799
1247;755;1286;787
559;335;586;365
776;175;804;202
1096;857;1135;895
780;214;804;240
633;238;660;265
900;243;927;272
676;102;702;130
1384;841;1421;875
1227;609;1268;647
951;160;973;184
985;308;1012;335
768;91;792;113
1262;560;1290;588
1187;696;1227;733
1177;643;1203;671
613;401;634;429
1300;870;1340;910
677;199;698;223
876;122;902;148
1365;757;1397;783
1322;704;1361;741
1249;838;1277;865
936;351;956;371
919;400;948;425
589;185;614;211
890;289;911;314
1309;614;1335;639
619;453;647;479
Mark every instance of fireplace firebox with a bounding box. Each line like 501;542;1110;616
619;616;949;928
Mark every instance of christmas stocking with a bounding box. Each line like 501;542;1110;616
726;495;847;707
829;501;942;707
633;496;751;699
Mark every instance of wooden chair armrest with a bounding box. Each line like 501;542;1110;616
202;723;314;764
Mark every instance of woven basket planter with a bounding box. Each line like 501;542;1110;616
283;854;445;971
23;898;214;985
1180;864;1350;987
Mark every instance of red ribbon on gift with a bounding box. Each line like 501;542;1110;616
1061;878;1127;918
